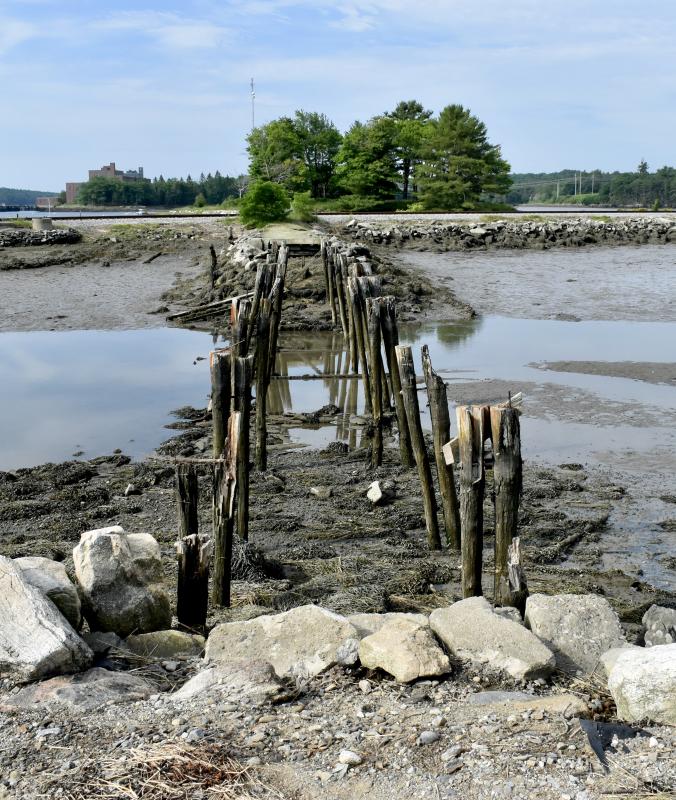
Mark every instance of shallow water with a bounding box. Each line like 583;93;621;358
2;316;675;588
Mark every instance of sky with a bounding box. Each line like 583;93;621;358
2;0;676;191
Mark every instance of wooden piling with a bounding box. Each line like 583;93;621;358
177;533;211;629
175;462;199;538
421;345;461;550
457;405;486;597
210;349;231;458
490;405;523;606
347;276;372;412
255;298;272;471
366;298;383;467
231;298;251;358
212;412;240;607
395;345;441;550
381;297;414;467
208;245;218;292
334;254;349;338
233;355;253;541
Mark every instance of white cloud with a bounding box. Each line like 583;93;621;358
0;18;36;54
92;11;230;50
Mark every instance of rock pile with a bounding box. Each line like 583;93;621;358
0;228;82;248
343;216;676;250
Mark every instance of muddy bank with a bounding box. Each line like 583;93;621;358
1;406;673;630
398;244;676;321
535;360;676;386
342;215;676;250
169;229;473;334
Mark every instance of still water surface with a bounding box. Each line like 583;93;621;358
2;317;675;469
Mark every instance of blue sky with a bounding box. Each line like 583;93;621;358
2;0;676;190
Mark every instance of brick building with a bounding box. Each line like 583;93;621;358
65;162;145;203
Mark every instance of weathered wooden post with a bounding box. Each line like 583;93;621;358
208;245;218;292
212;412;241;607
176;462;208;628
347;276;372;412
255;298;272;471
231;297;251;358
457;405;487;597
381;297;414;467
210;350;231;458
421;345;461;550
507;537;529;615
395;345;441;550
490;405;523;606
233;355;253;541
366;298;383;467
334;253;349;338
326;247;337;325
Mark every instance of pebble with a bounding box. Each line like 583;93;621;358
417;730;441;746
338;750;363;766
359;679;372;694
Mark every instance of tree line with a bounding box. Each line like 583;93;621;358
246;101;511;210
75;172;245;207
509;162;676;208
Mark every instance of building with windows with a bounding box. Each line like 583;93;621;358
65;162;145;203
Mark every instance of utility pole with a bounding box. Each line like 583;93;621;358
250;78;255;132
556;180;560;200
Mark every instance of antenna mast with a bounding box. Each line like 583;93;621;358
250;78;255;132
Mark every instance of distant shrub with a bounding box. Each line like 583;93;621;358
652;198;661;211
239;181;289;228
194;192;207;208
290;191;316;222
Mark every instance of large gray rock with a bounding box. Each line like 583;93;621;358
525;593;626;675
174;660;289;706
430;597;555;681
359;617;449;683
0;556;92;682
205;605;358;679
348;612;429;638
643;605;676;647
608;644;676;726
73;526;171;637
3;667;153;711
15;556;81;630
596;645;642;680
125;630;205;660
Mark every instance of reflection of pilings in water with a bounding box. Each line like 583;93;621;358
267;350;284;415
336;361;351;440
348;378;358;449
278;357;292;409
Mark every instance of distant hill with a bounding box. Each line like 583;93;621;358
0;187;59;206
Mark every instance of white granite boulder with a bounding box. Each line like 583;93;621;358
608;644;676;726
643;605;676;647
73;526;171;637
125;630;205;660
15;556;82;630
359;617;450;683
205;604;358;679
430;597;555;681
348;612;429;638
525;593;626;675
0;556;92;682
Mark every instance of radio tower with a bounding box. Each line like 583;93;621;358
250;78;255;132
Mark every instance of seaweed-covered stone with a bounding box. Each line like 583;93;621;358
0;556;92;682
73;526;171;637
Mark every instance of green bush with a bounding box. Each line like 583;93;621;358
290;191;316;222
239;181;289;227
652;198;661;211
194;192;207;207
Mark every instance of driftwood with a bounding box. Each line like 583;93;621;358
166;292;254;323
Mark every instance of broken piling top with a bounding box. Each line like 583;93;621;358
32;217;53;231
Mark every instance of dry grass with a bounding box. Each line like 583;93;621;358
62;742;284;800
